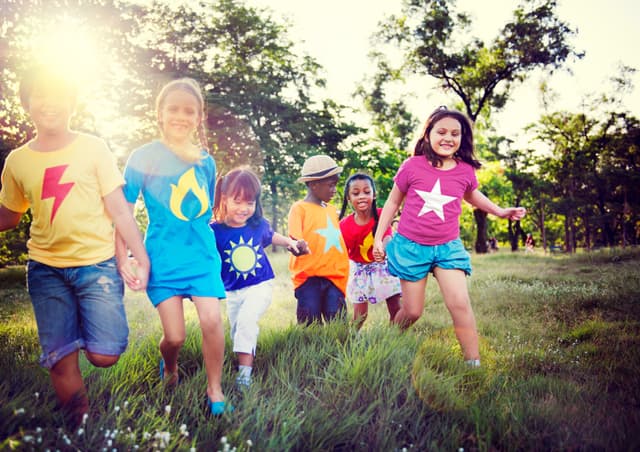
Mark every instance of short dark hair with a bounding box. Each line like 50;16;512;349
19;65;78;110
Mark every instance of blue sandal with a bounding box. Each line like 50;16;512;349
208;398;234;415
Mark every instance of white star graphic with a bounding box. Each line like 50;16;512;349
415;179;456;221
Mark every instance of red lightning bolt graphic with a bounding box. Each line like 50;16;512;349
41;165;74;224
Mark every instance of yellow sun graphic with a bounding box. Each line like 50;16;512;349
224;236;262;279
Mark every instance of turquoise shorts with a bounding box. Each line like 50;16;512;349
386;234;472;281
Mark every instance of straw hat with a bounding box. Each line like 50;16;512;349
297;155;343;182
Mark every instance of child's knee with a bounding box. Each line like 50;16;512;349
85;352;120;368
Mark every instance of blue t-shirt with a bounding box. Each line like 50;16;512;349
123;140;225;301
211;218;276;291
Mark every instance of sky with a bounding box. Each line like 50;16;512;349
246;0;640;147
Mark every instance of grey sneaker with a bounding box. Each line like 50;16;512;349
235;375;252;389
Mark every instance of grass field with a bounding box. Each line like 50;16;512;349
1;248;639;450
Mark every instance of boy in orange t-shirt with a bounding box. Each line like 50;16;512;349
288;155;349;325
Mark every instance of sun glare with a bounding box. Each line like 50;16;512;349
29;15;105;95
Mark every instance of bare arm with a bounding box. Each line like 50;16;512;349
103;188;150;290
272;231;309;256
373;183;405;261
464;189;526;221
0;205;23;232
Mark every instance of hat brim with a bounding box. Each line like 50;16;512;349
297;167;343;183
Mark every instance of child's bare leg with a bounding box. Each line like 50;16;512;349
353;303;368;329
156;297;185;384
433;268;479;360
193;297;225;403
85;352;119;368
49;351;88;426
237;352;253;367
392;278;427;329
385;293;401;323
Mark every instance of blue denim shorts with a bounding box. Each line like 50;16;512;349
386;234;472;282
26;257;128;369
294;277;346;325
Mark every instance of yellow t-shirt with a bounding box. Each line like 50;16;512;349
287;200;349;294
0;133;124;267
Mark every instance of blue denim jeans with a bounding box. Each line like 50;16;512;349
26;257;128;368
294;277;346;326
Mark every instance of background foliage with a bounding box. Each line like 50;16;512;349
1;0;639;264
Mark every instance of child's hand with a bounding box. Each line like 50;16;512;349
502;207;526;221
118;257;149;291
287;238;310;256
372;239;386;262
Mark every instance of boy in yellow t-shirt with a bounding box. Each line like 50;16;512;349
288;155;349;325
0;66;149;427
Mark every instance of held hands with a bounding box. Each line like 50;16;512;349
117;256;150;291
372;239;386;262
287;238;310;256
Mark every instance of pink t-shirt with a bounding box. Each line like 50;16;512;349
394;156;478;245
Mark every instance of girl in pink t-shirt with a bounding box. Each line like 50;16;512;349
339;173;401;329
372;106;526;366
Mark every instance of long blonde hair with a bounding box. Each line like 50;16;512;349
156;77;209;163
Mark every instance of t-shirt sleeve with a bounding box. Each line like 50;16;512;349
287;203;304;240
466;165;479;193
261;218;275;247
393;158;410;194
93;139;125;198
122;151;143;203
208;156;217;204
0;157;29;213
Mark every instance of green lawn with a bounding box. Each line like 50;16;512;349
1;248;639;450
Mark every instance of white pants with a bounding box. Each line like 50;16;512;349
226;279;273;355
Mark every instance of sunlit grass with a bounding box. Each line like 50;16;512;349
1;248;639;449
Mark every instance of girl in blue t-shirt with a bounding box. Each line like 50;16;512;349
117;78;230;415
211;167;308;387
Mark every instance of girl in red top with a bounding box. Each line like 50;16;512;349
339;173;401;329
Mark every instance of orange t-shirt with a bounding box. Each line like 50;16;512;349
287;200;349;294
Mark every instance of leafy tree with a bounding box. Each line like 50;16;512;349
374;0;582;252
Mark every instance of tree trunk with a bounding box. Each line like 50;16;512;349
270;180;280;252
474;209;488;253
540;198;547;251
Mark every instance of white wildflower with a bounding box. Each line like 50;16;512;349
164;405;171;415
221;436;227;444
23;435;34;443
154;431;171;449
114;406;120;413
34;392;40;399
14;408;25;415
246;439;253;447
82;413;89;425
77;428;84;436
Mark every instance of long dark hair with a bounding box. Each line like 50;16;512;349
414;106;481;169
213;166;264;227
339;173;380;236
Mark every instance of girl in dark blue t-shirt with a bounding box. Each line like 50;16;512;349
211;167;308;387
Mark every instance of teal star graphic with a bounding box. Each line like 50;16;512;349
315;214;343;253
